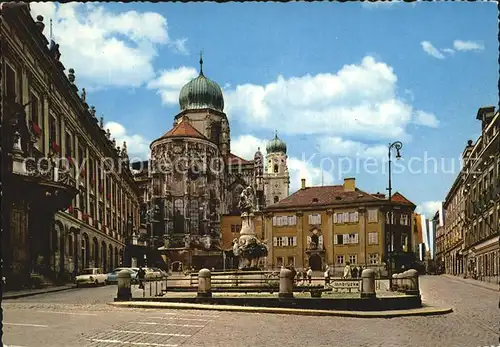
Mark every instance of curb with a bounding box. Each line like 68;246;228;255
3;285;77;300
108;301;453;318
441;275;498;292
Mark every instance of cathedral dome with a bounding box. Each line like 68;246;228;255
179;55;224;112
266;131;287;154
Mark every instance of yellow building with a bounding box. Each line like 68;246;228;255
220;214;264;249
264;178;391;275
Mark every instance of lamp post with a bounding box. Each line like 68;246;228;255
387;141;402;290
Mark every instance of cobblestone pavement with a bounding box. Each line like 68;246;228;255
2;276;498;347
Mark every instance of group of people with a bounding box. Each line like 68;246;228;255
342;263;365;279
281;263;366;286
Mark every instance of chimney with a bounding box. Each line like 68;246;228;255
343;177;355;192
301;178;306;189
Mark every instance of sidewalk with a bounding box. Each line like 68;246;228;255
109;301;453;318
441;274;498;292
2;284;77;300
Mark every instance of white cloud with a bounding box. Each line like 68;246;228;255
413;110;439;128
170;38;189;55
30;3;187;88
147;67;199;105
224;56;435;141
230;135;268;161
420;41;445;59
441;48;455;55
316;137;387;158
453;40;484;52
288;157;334;193
230;134;334;192
105;121;151;160
416;200;441;219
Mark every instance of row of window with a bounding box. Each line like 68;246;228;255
274;254;380;267
385;213;410;226
272;232;380;247
336;253;380;265
272;210;411;228
4;60;138;231
273;236;297;247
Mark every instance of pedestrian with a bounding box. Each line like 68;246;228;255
324;266;330;287
352;266;358;279
137;266;146;289
307;267;313;284
343;262;351;279
296;270;302;284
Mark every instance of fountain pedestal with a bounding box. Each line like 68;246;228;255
232;187;268;270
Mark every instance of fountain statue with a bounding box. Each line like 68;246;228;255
232;186;268;270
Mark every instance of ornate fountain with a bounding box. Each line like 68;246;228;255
232;186;268;270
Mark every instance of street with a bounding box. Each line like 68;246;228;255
2;276;498;347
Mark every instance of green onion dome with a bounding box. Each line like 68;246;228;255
266;131;287;154
178;55;224;112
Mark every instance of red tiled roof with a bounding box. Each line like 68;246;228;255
266;185;385;210
391;192;415;206
226;152;253;165
162;121;207;140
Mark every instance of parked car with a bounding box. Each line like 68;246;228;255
75;268;107;287
105;268;139;284
145;268;162;280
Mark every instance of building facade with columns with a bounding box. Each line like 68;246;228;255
262;178;418;274
2;7;140;288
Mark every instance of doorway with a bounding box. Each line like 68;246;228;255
309;254;322;271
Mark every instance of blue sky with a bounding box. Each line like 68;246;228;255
31;2;498;218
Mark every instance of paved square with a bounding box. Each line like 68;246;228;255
2;276;498;347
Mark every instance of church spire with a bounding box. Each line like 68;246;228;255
199;50;204;76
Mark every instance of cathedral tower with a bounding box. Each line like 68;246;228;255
264;131;290;206
175;53;230;156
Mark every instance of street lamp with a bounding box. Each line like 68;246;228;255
387;141;403;290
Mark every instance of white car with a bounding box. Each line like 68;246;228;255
145;268;162;280
75;268;107;287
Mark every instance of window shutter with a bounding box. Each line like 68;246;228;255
343;234;349;244
292;215;297;225
318;214;322;224
272;216;276;226
354;212;359;222
333;234;338;245
374;232;378;244
354;233;359;244
293;237;297;246
283;216;288;226
308;215;312;225
318;235;323;249
333;213;338;224
273;237;277;246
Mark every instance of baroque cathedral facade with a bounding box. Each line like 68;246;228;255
133;56;290;269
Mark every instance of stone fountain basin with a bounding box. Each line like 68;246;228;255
131;291;421;311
